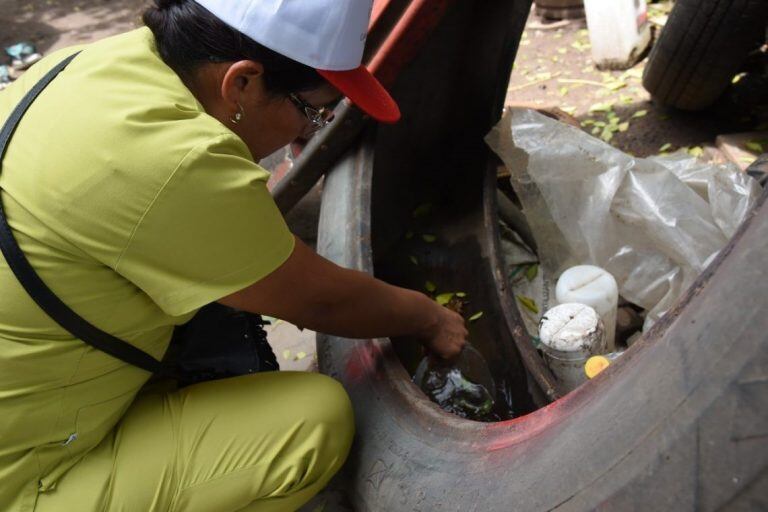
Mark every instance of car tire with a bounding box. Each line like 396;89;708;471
642;0;768;111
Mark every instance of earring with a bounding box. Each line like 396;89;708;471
230;103;245;124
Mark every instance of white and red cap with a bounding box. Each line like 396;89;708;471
194;0;401;123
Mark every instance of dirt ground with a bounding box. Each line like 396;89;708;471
2;0;764;159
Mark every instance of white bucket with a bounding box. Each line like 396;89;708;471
583;0;652;70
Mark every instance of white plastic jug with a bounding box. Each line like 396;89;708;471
583;0;651;69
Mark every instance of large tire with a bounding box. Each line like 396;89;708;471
317;131;768;512
642;0;768;111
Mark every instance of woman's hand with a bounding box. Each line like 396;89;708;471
418;305;468;361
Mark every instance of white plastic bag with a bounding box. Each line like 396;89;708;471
486;108;761;329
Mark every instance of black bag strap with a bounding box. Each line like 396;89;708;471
0;53;168;376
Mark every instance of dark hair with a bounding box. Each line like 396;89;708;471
143;0;325;94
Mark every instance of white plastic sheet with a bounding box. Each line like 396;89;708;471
486;108;761;329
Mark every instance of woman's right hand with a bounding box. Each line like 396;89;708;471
419;305;468;361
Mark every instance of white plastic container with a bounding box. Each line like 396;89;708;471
539;303;607;392
556;265;619;352
583;0;652;70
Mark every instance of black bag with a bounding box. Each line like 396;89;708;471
0;54;278;385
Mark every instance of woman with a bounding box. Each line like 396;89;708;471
0;0;467;510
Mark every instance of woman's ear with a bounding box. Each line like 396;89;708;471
220;60;267;108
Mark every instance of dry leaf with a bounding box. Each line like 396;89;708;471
412;203;433;218
517;296;539;314
468;311;484;322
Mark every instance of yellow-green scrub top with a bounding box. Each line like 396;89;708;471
0;27;295;511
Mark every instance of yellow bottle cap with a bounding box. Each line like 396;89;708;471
585;355;610;379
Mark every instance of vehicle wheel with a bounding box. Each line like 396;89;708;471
642;0;768;111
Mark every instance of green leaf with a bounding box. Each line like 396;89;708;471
282;349;291;360
606;80;627;91
688;146;704;157
436;292;455;306
600;128;615;143
468;311;484;322
559;86;569;96
659;143;673;152
412;203;433;218
618;121;630;132
295;351;307;361
561;106;577;116
746;141;765;153
631;110;648;118
409;255;418;265
422;234;437;243
425;281;437;293
589;102;611;113
517;295;539;314
455;292;467;298
525;264;539;281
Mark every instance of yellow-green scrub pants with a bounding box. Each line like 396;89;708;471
34;371;354;512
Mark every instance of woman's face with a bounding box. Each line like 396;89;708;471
238;84;341;160
201;60;341;161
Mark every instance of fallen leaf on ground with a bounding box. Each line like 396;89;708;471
688;146;704;157
282;350;291;360
409;255;418;265
436;292;455;306
746;141;765;153
659;143;673;152
632;110;648;118
468;311;484;322
425;281;437;293
517;296;539;314
294;351;307;361
422;234;437;243
589;102;612;113
412;203;433;218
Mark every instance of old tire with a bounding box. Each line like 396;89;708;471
642;0;768;111
316;134;768;511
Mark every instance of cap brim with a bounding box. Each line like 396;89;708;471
318;66;401;124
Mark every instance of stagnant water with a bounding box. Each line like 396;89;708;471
413;345;516;422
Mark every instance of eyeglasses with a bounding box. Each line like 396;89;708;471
288;93;333;131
